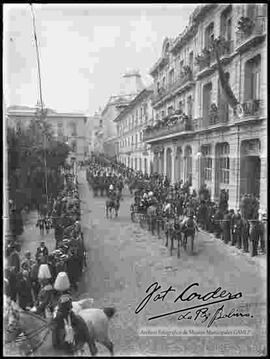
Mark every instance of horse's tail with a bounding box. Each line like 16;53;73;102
103;307;116;319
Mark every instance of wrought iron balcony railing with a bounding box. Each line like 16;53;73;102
152;71;193;105
143;115;193;141
241;99;261;117
236;16;266;49
196;40;234;72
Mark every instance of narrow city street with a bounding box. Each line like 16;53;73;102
75;169;266;356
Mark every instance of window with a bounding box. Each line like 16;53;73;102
161;110;165;119
168;106;174;115
201;145;212;181
187;96;193;118
157;82;160;93
140;107;143;121
203;82;212;125
244;55;261;101
218;73;229;122
184;146;192;185
135;110;138;126
57;121;63;136
70;122;77;136
205;22;214;50
169;69;174;85
135;134;138;148
179;60;184;77
216;143;230;184
71;140;77;152
189;52;194;72
162;76;166;89
179;100;184;113
220;7;232;53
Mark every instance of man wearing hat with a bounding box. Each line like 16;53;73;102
34;263;55;316
36;242;49;262
21;250;35;273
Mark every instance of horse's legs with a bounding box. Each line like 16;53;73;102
170;234;174;256
100;338;114;356
191;234;194;253
184;234;187;250
165;231;168;247
87;340;98;356
177;236;181;258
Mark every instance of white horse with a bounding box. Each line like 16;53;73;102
5;296;116;356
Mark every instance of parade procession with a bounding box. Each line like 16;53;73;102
3;3;267;358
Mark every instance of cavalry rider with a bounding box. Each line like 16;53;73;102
181;212;199;233
52;293;96;354
108;184;117;201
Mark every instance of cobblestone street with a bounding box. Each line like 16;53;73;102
72;170;266;356
15;169;267;357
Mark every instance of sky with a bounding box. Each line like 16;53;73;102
3;4;197;115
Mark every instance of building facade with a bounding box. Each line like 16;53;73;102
86;111;104;155
114;86;154;174
6;106;88;162
145;4;267;211
101;70;145;156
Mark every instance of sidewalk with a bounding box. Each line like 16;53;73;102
200;229;267;276
17;211;56;260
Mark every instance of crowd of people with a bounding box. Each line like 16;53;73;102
4;168;86;318
86;153;267;257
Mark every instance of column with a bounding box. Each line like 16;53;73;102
163;147;167;177
259;129;267;212
171;146;177;184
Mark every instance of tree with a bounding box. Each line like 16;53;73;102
7;117;71;212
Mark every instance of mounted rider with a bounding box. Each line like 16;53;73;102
181;212;199;233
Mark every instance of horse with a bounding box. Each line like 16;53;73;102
180;216;198;254
105;198;120;219
146;205;158;235
4;296;116;357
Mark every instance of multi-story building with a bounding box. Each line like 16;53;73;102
102;70;145;156
145;4;267;211
114;86;154;173
86;110;104;155
6;105;88;162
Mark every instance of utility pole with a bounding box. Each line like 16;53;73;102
30;4;49;211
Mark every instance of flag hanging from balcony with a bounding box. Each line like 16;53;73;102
214;45;238;110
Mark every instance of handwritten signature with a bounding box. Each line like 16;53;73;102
135;282;252;325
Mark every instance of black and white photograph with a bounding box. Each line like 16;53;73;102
3;3;267;357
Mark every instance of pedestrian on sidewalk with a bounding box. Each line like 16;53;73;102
30;260;40;301
36;241;49;262
21;250;35;273
8;245;20;274
16;270;34;310
5;266;18;302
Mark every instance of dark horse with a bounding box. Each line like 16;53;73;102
105;198;120;219
181;216;198;254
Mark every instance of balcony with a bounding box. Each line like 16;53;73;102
196;40;234;73
235;16;266;52
143;114;193;141
152;70;194;106
241;99;261;117
194;106;229;131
